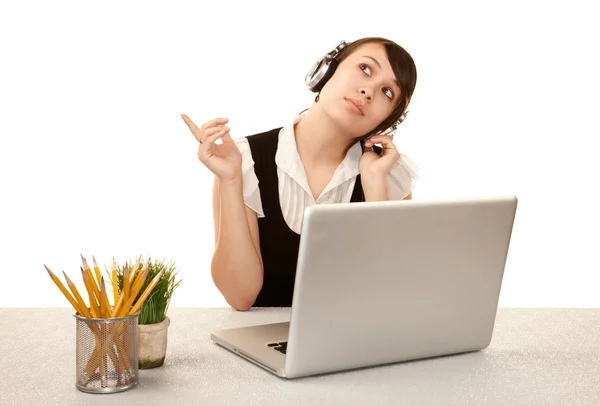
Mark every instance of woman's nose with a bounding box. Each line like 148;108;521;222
359;88;373;101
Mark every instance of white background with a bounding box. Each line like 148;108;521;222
1;1;598;308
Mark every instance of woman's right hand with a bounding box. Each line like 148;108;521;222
181;114;242;183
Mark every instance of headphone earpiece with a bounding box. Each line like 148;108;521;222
378;110;409;137
305;41;347;93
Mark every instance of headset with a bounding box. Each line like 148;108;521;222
304;40;409;138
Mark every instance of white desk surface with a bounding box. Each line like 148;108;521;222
1;307;599;405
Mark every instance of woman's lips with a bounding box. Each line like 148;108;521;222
344;98;364;116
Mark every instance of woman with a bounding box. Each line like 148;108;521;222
182;37;418;310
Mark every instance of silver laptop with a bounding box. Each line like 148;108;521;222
211;195;518;379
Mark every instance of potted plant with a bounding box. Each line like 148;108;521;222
112;256;182;369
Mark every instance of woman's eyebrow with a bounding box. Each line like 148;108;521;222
363;56;401;90
364;55;382;69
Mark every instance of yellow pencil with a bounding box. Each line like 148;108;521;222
100;285;112;318
92;256;104;291
81;269;99;318
81;256;101;305
80;254;92;279
85;258;110;316
111;291;126;318
99;278;106;318
123;266;130;311
111;264;135;317
63;271;92;318
129;255;141;284
130;265;149;299
128;269;165;315
44;265;81;313
100;277;111;319
117;267;149;317
131;259;148;287
83;254;98;287
111;258;119;306
97;277;108;378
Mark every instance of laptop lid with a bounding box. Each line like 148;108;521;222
283;195;518;378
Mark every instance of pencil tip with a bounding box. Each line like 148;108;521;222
62;271;72;283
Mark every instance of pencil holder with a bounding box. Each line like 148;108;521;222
73;311;140;394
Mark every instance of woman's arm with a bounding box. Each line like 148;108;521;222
211;176;264;311
361;173;388;201
361;174;413;201
179;114;264;310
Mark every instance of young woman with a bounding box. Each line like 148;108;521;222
182;37;418;311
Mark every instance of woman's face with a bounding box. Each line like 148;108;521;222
318;42;402;138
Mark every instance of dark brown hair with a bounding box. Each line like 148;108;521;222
333;37;417;142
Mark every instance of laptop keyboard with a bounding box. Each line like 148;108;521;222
267;341;287;354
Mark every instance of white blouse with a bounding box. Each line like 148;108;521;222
234;113;419;234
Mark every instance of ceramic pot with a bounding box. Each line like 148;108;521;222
137;316;170;369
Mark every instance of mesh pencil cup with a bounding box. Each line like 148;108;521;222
73;311;140;393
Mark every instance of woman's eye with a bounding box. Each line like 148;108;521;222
360;63;394;100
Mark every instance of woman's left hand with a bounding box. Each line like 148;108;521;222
359;135;401;178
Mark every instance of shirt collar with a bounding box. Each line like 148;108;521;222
275;113;363;201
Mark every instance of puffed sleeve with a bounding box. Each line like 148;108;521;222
234;137;265;218
387;153;420;200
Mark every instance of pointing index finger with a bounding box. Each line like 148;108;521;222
181;114;202;136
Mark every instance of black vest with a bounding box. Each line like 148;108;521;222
246;127;369;307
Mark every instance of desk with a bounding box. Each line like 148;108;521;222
1;308;599;405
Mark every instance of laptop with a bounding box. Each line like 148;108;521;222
211;195;518;379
